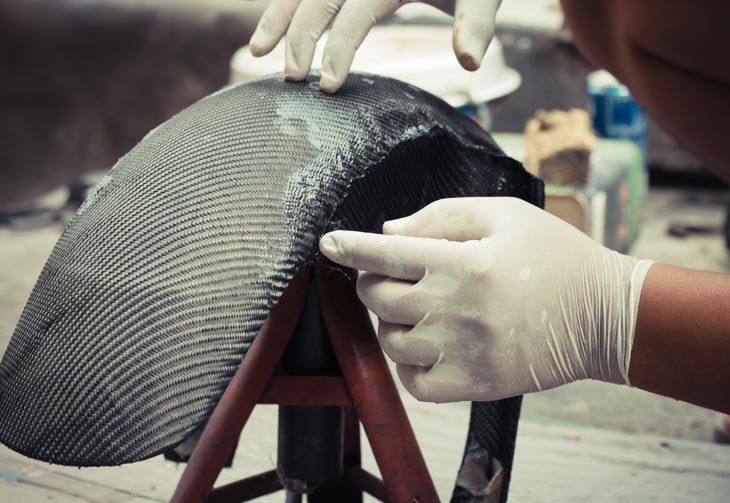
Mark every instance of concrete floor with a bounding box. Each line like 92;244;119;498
1;187;730;501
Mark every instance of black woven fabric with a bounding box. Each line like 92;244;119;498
0;73;542;495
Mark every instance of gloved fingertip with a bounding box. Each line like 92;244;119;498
319;57;344;93
248;31;270;57
319;71;341;94
284;42;309;81
382;217;408;235
456;51;481;72
319;81;341;94
319;233;339;259
453;27;490;72
284;67;307;82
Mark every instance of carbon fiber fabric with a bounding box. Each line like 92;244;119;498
452;398;523;501
0;73;542;494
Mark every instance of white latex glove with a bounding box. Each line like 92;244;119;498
319;198;654;403
245;0;502;92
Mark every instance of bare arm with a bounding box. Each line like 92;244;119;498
630;264;730;413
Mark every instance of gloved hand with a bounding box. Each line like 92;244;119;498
246;0;502;92
319;197;654;403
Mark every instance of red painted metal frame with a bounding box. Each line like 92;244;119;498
259;375;352;406
170;271;311;503
169;266;438;503
317;266;439;503
205;470;282;503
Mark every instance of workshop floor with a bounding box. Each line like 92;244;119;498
1;188;730;502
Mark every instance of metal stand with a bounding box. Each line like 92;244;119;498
169;266;439;503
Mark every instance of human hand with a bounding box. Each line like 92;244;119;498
319;197;654;403
245;0;502;92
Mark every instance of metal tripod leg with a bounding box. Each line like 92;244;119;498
170;266;439;503
317;266;439;503
170;271;311;503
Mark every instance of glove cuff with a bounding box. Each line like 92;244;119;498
582;250;653;386
619;258;655;386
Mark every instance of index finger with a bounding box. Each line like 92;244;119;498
319;230;459;281
284;0;346;80
319;0;398;92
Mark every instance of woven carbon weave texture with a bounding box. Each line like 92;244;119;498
0;74;543;487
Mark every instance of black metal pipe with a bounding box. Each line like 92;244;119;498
277;277;344;486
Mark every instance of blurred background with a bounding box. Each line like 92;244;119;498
1;0;729;501
1;0;724;209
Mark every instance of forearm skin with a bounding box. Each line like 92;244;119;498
629;263;730;413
